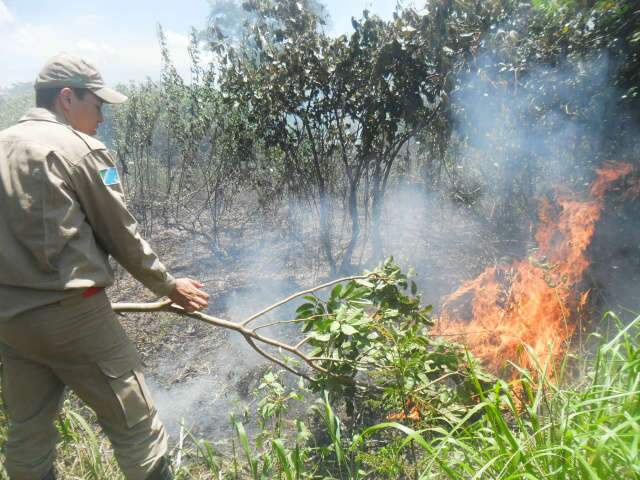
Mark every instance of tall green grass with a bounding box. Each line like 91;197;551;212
363;312;640;479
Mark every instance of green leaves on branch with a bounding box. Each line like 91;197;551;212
297;258;491;425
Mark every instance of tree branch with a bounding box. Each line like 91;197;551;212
112;273;381;389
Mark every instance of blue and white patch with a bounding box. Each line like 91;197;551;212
99;167;120;186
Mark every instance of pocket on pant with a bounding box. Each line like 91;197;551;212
98;357;153;428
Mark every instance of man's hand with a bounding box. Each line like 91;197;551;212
168;278;209;313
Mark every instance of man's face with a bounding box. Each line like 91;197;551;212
59;88;104;136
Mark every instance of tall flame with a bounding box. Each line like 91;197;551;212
436;162;634;376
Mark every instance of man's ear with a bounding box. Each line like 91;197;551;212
57;87;74;111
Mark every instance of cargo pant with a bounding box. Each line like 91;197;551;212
0;290;168;480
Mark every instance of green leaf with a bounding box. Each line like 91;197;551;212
349;298;373;306
296;303;314;314
341;324;358;335
271;439;294;480
355;279;374;288
312;332;331;342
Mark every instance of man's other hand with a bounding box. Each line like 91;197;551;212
168;278;209;312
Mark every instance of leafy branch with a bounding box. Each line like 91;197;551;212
113;273;381;386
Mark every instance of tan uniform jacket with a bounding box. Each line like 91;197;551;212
0;108;175;319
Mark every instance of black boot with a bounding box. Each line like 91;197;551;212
41;468;56;480
146;456;173;480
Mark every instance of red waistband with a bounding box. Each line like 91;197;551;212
82;287;104;298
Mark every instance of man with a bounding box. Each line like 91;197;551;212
0;53;209;480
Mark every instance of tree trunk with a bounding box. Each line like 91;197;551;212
340;180;360;274
319;189;336;275
370;160;384;262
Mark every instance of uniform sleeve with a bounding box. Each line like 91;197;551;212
66;149;176;296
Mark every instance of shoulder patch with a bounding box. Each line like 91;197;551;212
99;166;120;186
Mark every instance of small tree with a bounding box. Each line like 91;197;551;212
218;0;477;271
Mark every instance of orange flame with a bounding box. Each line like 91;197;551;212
591;162;632;199
387;400;421;422
436;162;634;376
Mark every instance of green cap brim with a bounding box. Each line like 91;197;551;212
92;87;128;104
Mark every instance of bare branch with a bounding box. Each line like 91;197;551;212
240;274;376;327
252;313;327;332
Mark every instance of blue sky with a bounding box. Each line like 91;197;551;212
0;0;405;88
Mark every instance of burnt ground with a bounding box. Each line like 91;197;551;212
109;230;314;442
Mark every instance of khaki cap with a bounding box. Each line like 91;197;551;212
35;53;127;104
